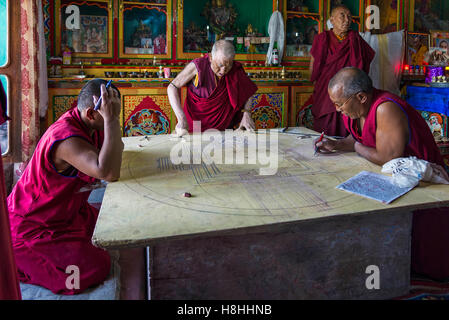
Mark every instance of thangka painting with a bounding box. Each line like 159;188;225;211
80;15;108;53
63;15;108;53
413;0;449;33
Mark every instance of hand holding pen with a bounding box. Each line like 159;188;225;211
314;132;338;155
94;80;121;121
314;132;324;156
94;80;113;111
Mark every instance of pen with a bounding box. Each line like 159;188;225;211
94;80;112;111
314;131;324;155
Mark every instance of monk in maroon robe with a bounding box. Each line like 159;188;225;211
317;67;449;281
8;80;124;294
167;40;258;136
307;5;375;137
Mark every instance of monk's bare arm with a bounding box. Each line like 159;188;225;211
354;102;409;165
167;62;197;127
53;86;124;182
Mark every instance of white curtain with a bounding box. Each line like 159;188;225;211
37;0;48;118
266;11;284;65
359;30;405;95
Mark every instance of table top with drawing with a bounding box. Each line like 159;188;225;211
92;127;449;249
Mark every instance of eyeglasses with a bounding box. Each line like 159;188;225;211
333;92;359;109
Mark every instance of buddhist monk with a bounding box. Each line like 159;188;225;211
307;4;375;137
167;40;258;136
7;79;124;294
316;67;449;281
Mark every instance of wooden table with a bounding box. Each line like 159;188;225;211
92;127;449;299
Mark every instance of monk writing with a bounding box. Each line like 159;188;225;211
167;40;258;136
316;67;449;280
307;5;375;137
8;79;124;294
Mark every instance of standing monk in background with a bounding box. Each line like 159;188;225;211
307;5;375;136
167;40;258;136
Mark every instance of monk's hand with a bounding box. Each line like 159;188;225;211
95;84;121;121
237;112;255;132
314;137;338;154
175;118;189;137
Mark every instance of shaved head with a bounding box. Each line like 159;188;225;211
331;4;351;17
328;67;373;98
211;40;235;60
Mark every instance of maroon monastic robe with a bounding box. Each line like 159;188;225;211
184;54;258;132
344;89;449;281
8;107;110;295
309;30;375;136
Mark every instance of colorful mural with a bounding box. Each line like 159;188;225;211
249;93;284;129
123;95;172;136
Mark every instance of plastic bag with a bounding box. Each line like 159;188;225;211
381;156;449;188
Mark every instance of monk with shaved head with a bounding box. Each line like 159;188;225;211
305;5;375;137
316;67;449;281
316;67;443;167
167;40;258;136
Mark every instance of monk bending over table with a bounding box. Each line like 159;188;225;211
167;40;258;136
316;67;449;281
305;4;375;137
8;79;125;295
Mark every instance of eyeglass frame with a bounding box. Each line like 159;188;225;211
332;91;361;109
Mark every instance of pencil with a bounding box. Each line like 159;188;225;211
314;131;324;155
94;80;113;111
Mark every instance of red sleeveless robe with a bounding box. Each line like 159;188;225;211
184;54;258;132
7;107;110;294
344;89;449;281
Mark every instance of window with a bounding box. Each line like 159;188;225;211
0;0;9;155
0;0;20;160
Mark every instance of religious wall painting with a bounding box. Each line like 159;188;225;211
58;0;112;57
369;0;399;33
406;32;430;66
413;0;449;33
249;93;284;129
123;95;171;136
51;95;78;123
79;15;108;53
202;0;238;39
419;110;448;141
